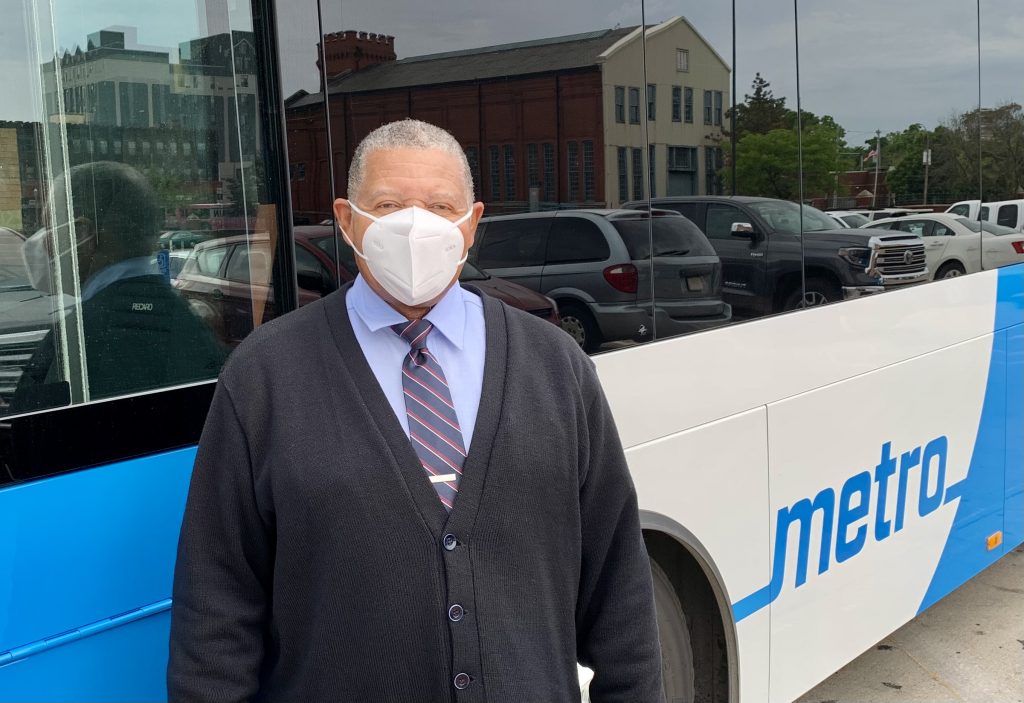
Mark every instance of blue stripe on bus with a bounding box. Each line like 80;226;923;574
917;265;1024;613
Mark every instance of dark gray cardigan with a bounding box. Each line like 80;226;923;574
168;285;664;703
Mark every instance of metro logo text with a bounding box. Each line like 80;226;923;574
733;435;957;620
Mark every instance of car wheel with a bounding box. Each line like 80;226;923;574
783;277;841;310
558;303;601;352
651;557;696;703
935;262;966;280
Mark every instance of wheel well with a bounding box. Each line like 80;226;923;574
645;530;731;703
772;268;843;311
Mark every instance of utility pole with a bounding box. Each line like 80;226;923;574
922;133;932;205
872;129;881;209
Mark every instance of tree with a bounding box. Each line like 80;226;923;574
727;73;790;139
723;121;841;200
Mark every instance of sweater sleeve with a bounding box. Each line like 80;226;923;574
576;374;666;703
167;381;273;703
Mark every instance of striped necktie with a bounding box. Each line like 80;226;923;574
392;319;466;510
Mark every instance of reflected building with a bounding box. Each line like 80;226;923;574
20;27;261;231
286;16;729;222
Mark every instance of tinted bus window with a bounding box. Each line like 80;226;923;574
0;0;284;417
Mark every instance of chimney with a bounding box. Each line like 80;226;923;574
317;31;396;90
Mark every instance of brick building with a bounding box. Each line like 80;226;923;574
285;17;730;223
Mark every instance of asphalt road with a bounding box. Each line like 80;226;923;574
795;544;1024;703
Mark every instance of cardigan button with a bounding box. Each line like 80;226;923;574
443;533;457;551
453;672;471;690
448;604;464;622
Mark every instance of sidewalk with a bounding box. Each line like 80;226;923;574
796;544;1024;703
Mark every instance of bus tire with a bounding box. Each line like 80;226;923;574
651;557;696;703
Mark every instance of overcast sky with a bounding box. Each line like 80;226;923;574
2;0;1022;146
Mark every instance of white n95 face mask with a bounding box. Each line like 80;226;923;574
21;223;93;296
344;202;472;307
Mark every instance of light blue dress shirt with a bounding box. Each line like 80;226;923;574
347;275;487;449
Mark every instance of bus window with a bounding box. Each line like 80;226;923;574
0;0;283;417
315;0;656;356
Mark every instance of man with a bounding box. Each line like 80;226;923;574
12;161;224;411
168;119;664;702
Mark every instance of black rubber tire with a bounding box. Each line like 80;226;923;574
782;277;842;310
651;558;696;703
934;261;966;280
558;303;602;353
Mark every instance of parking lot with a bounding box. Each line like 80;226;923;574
796;545;1024;703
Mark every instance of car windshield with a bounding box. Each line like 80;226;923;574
956;217;1018;235
459;261;489;281
841;213;870;228
748;201;838;233
612;217;715;258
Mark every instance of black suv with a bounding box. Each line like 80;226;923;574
472;209;731;351
625;196;929;317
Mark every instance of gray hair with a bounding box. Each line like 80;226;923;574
347;119;475;207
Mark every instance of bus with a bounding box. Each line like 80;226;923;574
1;0;1021;702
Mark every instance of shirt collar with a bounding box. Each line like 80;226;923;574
350;274;466;350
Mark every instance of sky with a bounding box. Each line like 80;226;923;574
2;0;1022;146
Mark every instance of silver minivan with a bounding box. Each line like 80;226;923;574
472;209;732;351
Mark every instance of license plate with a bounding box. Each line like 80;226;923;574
686;276;704;292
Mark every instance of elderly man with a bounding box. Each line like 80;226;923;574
168;119;664;702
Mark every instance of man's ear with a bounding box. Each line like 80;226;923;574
465;201;485;250
334;199;353;237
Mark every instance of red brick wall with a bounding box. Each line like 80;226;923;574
285;68;606;219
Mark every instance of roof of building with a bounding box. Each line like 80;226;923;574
289;25;637;109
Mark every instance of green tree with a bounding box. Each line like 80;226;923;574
723;121;841;200
727;73;790;139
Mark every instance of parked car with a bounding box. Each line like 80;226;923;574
945;199;982;220
174;234;316;346
471;209;731;351
158;230;212;250
625;196;929;317
979;199;1024;231
864;213;1024;279
852;208;934;221
825;210;871;228
293;224;560;324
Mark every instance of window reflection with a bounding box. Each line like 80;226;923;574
298;6;663;353
0;0;276;416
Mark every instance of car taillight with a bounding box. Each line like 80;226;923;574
603;264;638;293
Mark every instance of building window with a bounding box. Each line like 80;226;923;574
631;147;643;201
583;140;594;202
676;49;689;72
672;86;682;122
714;91;723;126
684;87;694;123
649;144;657;199
705;147;724;195
567;141;580;202
489;145;501;201
617;147;628;202
647;84;656;121
703;90;713;125
629;87;640;124
542;143;555;202
297;163;306;180
465;146;481;200
527;143;539;190
615;86;625;124
503;145;516;201
668;146;697;172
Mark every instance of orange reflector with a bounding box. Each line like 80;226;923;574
986;532;1003;551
